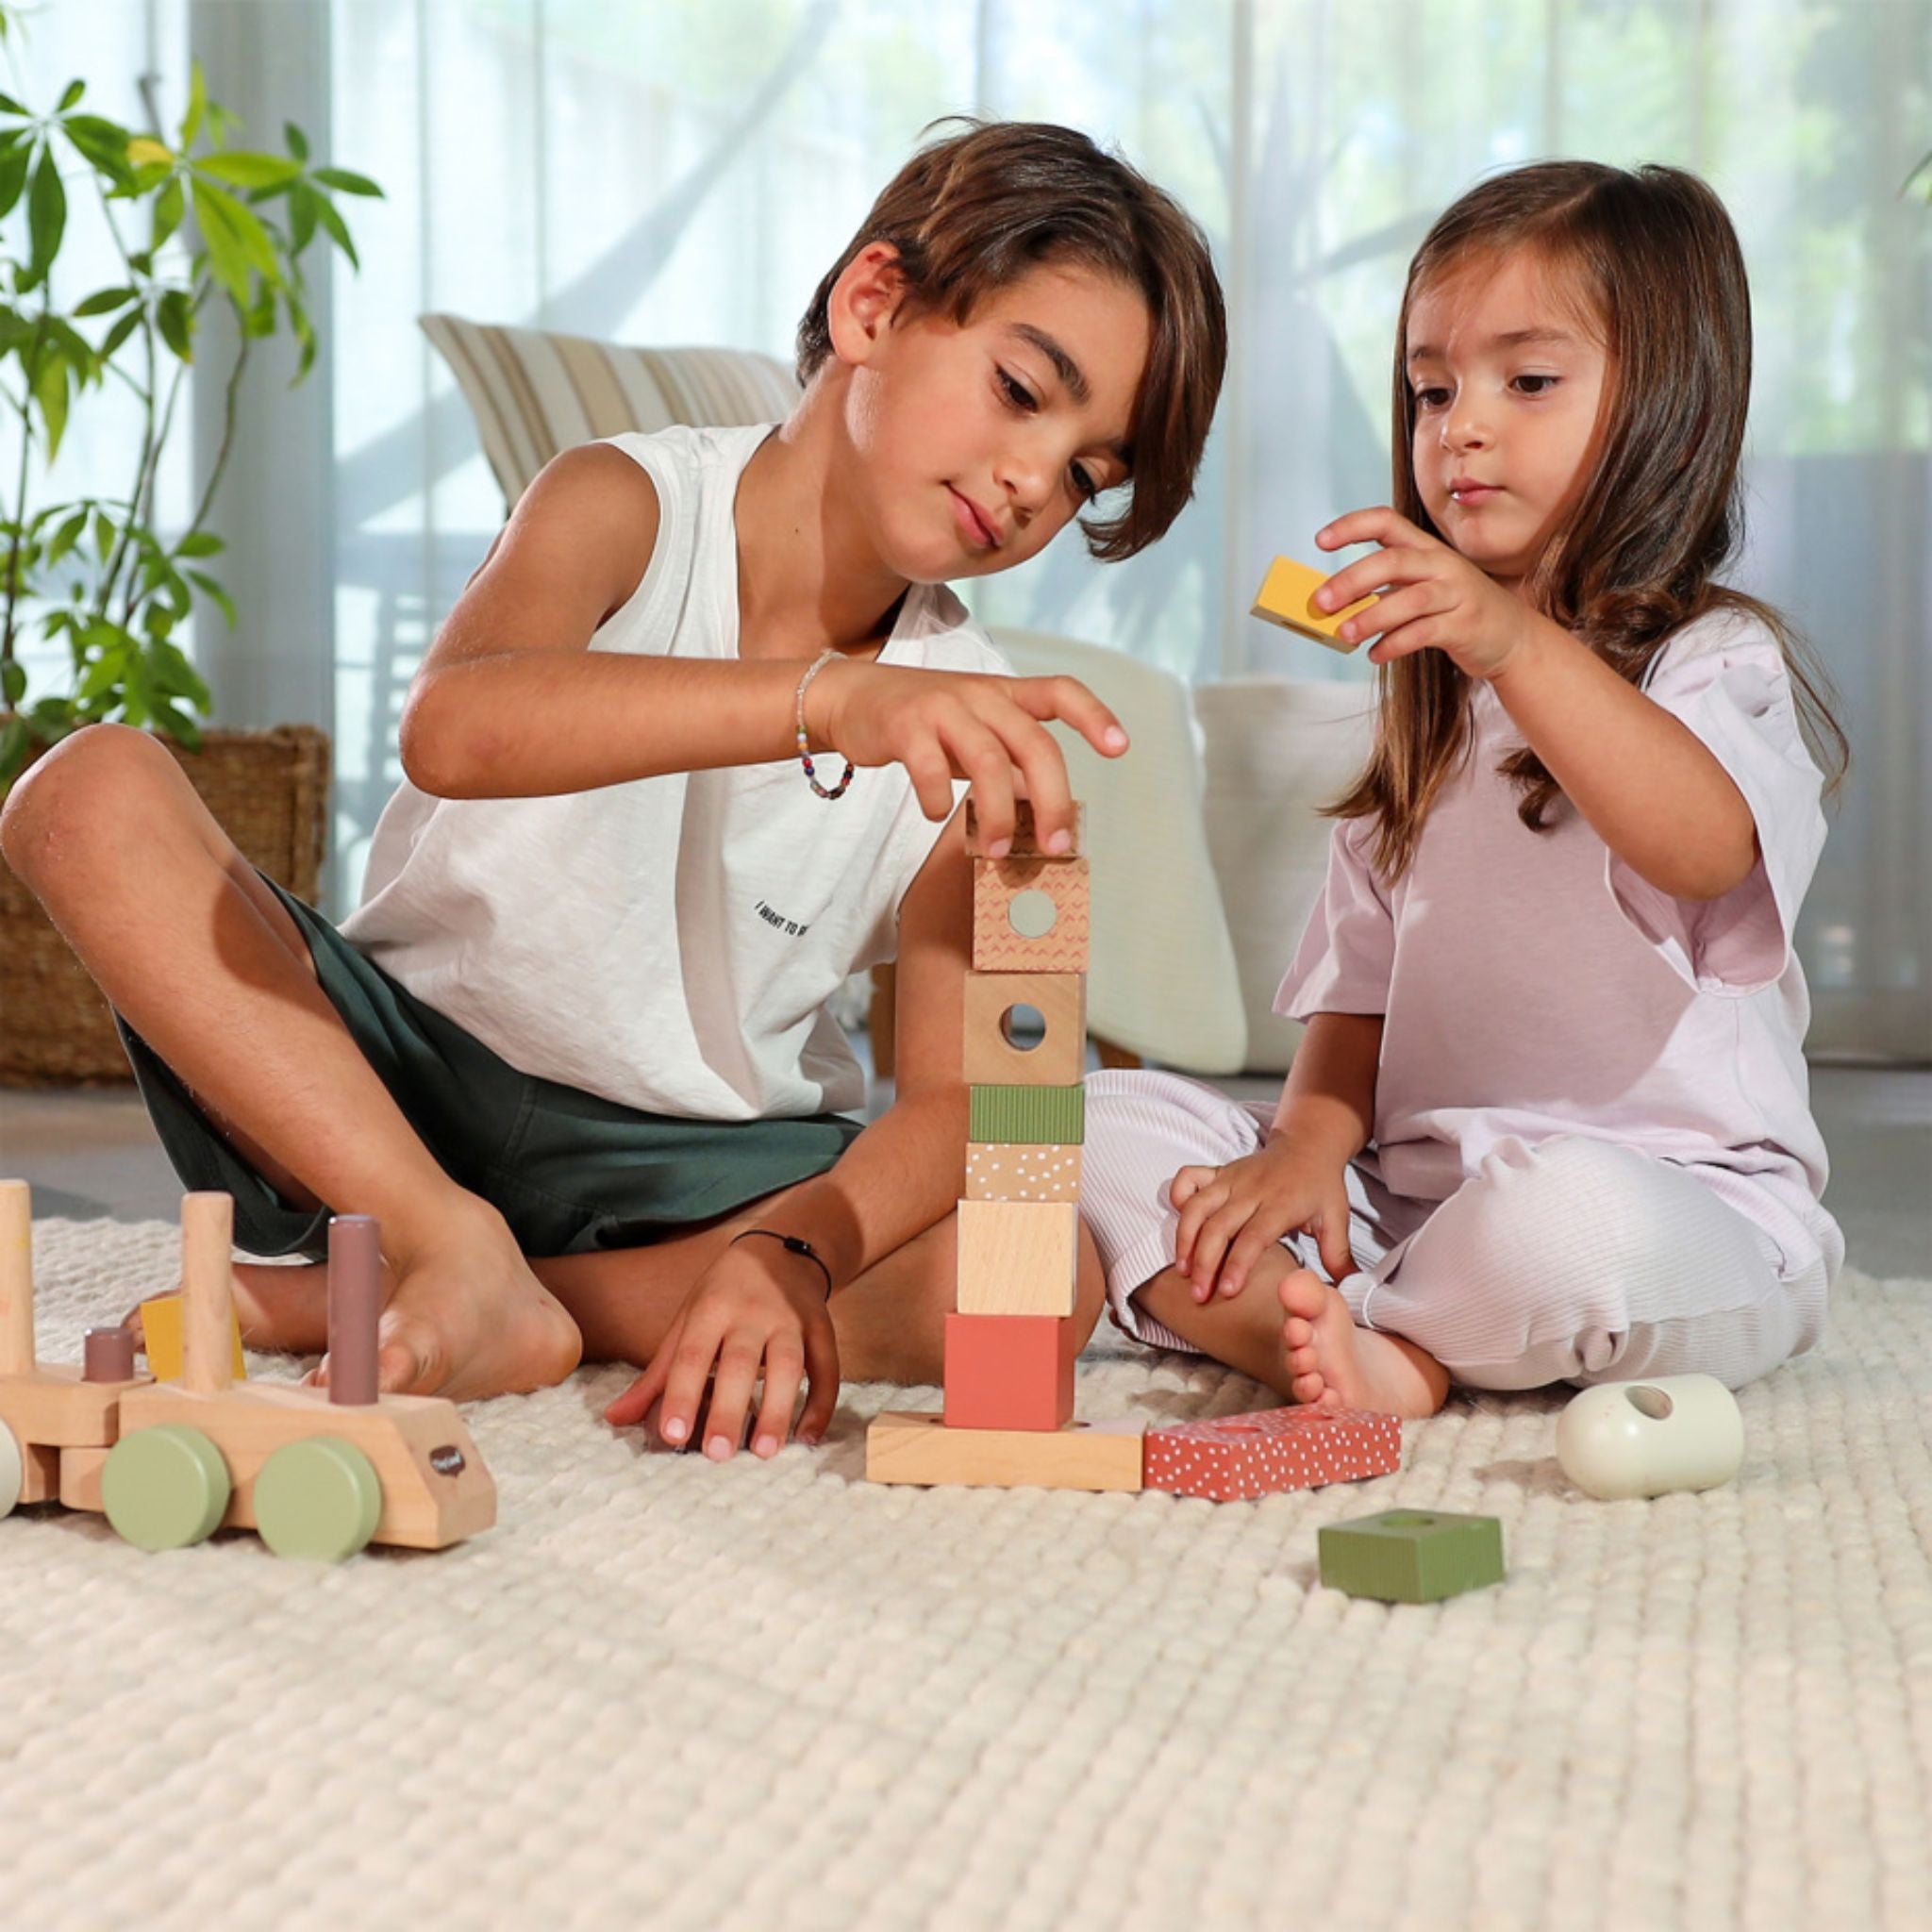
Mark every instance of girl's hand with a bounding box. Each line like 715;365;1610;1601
807;660;1128;858
1314;508;1536;680
1168;1138;1356;1303
602;1240;839;1459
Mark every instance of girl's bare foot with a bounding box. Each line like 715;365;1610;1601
1277;1266;1448;1419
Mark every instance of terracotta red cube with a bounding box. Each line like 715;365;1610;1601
1142;1406;1402;1501
943;1312;1074;1432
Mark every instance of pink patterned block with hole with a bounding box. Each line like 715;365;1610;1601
1143;1407;1403;1501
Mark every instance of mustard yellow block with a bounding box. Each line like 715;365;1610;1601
1251;556;1376;653
136;1292;246;1383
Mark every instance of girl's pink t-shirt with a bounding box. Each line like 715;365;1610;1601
1275;608;1841;1279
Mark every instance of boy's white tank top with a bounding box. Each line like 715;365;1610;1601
341;423;1009;1121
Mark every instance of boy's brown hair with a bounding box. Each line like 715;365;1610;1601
1331;159;1848;879
796;119;1226;563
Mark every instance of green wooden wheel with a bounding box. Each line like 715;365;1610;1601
102;1424;231;1551
0;1421;25;1519
254;1436;382;1562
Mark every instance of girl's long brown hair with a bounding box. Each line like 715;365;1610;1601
1330;160;1848;880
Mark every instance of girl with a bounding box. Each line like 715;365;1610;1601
1080;159;1849;1418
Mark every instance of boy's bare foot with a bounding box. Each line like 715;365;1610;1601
174;1207;582;1402
1277;1266;1448;1419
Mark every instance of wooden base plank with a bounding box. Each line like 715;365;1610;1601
0;1363;152;1450
866;1410;1143;1492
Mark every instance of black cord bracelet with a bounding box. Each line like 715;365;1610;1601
730;1228;835;1299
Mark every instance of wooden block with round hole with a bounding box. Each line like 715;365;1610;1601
965;799;1085;859
1143;1407;1403;1501
943;1313;1074;1432
965;1141;1084;1203
974;855;1091;973
962;972;1086;1087
955;1198;1078;1316
866;1409;1142;1491
1251;555;1376;652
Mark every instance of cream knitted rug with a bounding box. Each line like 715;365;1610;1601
3;1217;1928;1932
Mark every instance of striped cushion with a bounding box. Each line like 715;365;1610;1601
420;314;802;512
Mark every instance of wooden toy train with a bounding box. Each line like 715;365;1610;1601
0;1180;494;1559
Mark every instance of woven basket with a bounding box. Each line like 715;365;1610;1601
0;725;330;1085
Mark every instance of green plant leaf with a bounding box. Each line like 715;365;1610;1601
26;147;67;286
184;567;236;626
61;112;135;185
30;352;69;459
1;658;25;707
175;529;223;558
0;139;30;220
287;178;317;254
28;696;75;737
99;307;142;358
192;176;280;299
150;699;202;749
148;636;210;708
151;172;185;250
311;166;383;198
0;714;28;787
197;149;302;191
0;92;26;118
180;61;207;149
58;79;84;112
45;506;87;566
72;285;137;317
157;288;193;363
284;121;308;161
311;190;359;271
92;507;115;560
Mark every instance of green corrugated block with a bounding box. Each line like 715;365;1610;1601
969;1084;1085;1145
1317;1508;1505;1603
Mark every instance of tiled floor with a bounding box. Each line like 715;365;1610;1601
1;1059;1925;1278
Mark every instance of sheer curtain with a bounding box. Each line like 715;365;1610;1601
19;3;1926;1058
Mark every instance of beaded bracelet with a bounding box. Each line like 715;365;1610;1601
730;1228;835;1299
793;647;855;800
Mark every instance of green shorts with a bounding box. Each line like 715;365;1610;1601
118;874;864;1261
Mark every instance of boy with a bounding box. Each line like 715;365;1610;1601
2;121;1226;1461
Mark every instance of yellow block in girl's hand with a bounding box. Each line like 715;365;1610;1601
1251;556;1376;653
135;1292;246;1382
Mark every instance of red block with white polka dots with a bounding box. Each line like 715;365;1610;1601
1142;1407;1402;1501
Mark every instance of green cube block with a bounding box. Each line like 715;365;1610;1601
1317;1508;1505;1604
969;1083;1085;1145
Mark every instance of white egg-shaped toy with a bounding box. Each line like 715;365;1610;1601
1556;1374;1744;1500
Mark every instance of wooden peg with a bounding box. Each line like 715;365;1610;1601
179;1193;237;1396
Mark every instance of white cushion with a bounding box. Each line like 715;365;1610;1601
1193;678;1375;1074
991;628;1248;1074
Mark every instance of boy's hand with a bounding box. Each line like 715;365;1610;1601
1169;1137;1356;1303
1314;508;1536;681
602;1240;838;1459
807;660;1127;857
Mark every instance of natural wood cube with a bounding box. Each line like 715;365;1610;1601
955;1199;1078;1316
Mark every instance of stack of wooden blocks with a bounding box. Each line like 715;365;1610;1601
867;801;1144;1492
863;797;1412;1512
